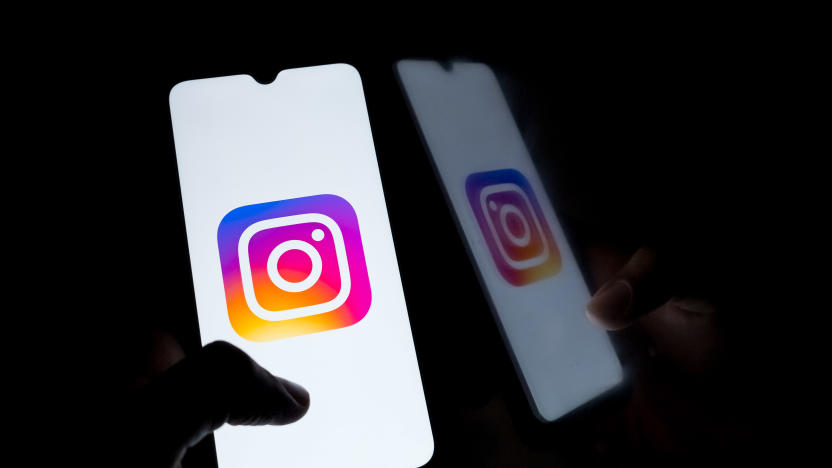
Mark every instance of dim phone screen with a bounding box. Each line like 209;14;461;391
396;60;622;421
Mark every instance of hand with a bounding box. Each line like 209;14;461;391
586;247;755;464
587;247;721;375
126;340;310;468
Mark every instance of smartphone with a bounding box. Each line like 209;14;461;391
170;64;433;467
395;59;622;422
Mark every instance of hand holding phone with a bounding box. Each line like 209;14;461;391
170;64;433;467
582;246;756;462
128;341;309;468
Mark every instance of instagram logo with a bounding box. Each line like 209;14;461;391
466;169;561;286
217;194;371;341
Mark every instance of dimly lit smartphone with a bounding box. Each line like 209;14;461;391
396;59;622;422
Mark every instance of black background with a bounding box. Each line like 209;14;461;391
39;23;795;466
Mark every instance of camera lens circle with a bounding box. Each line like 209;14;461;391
499;204;531;247
266;240;323;293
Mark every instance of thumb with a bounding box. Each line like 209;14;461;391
129;341;309;467
586;247;669;330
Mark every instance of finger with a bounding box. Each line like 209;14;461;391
133;341;309;467
586;247;670;330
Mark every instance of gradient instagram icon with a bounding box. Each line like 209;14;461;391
466;169;561;286
217;194;371;341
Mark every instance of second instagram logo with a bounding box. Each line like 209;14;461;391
217;194;372;341
466;169;562;286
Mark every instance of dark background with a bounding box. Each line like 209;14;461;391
46;25;794;466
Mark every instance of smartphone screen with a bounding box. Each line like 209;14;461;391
170;64;433;467
396;60;622;421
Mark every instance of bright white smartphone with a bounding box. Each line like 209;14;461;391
396;59;622;422
170;64;433;467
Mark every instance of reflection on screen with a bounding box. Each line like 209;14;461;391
396;60;622;421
